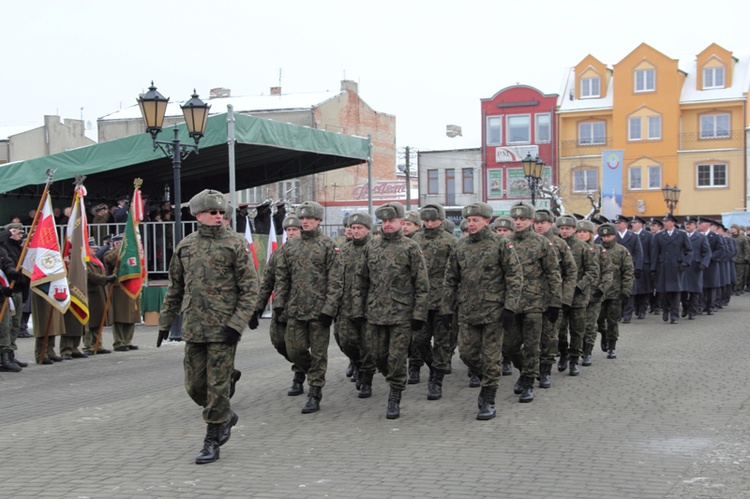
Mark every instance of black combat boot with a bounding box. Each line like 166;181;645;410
358;372;374;398
407;361;420;385
501;355;513;376
195;423;222;464
355;369;363;390
229;369;241;399
538;363;551;389
476;387;497;421
557;348;568;372
350;366;359;383
427;369;444;400
568;356;580;376
581;346;593;366
287;372;305;396
513;375;524;395
519;376;534;403
468;371;481;388
345;361;355;377
301;386;322;413
0;350;21;373
218;411;238;446
9;351;27;368
607;340;617;359
386;388;402;419
600;333;608;352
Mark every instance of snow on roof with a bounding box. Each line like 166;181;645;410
680;53;750;104
99;90;343;121
0;124;40;140
556;67;614;113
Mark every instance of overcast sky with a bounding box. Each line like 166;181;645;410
2;0;748;153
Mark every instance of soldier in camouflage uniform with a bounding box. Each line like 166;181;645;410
402;210;425;382
442;202;522;420
597;223;635;359
274;201;343;414
533;210;577;387
335;213;377;398
504;202;561;403
555;215;599;376
352;202;429;419
159;189;259;465
577;220;613;366
730;224;749;295
411;203;456;400
459;220;469;238
252;216;304;396
402;210;422;239
492;215;517;377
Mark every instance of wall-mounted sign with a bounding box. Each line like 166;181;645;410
494;145;539;163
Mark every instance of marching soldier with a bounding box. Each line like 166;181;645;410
681;217;711;320
650;213;693;324
698;217;725;314
402;210;422;239
631;216;654;319
730;225;749;295
493;215;516;376
597;223;634;359
614;214;643;323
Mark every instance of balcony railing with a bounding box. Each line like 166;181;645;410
679;130;744;150
559;137;614;157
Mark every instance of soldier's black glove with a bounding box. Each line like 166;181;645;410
698;263;707;271
1;286;14;297
649;270;657;280
5;268;19;280
440;314;453;330
679;262;689;271
562;304;571;313
156;329;170;347
592;289;603;300
221;325;241;346
318;313;333;327
350;316;366;328
248;311;260;330
410;319;425;331
546;306;560;324
273;307;286;323
106;274;117;284
500;309;515;332
634;269;642;279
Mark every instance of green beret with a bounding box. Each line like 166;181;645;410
462;202;493;219
404;210;423;227
348;213;373;229
282;216;302;229
576;220;596;233
597;223;617;237
375;202;405;221
492;216;514;230
420;203;445;221
510;202;535;219
443;219;456;234
555;215;577;228
534;209;555;223
189;189;227;216
3;222;23;230
297;201;324;220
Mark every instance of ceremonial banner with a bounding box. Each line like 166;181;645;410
117;184;146;299
244;218;260;270
602;150;624;220
266;215;278;263
62;185;89;324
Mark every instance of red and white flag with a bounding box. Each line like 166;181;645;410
0;269;15;311
244;218;260;270
62;184;90;324
266;215;278;263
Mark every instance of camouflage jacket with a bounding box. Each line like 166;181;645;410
600;240;635;300
255;248;280;315
274;228;343;320
352;229;429;325
442;226;523;324
731;234;750;264
338;233;371;319
509;226;562;312
542;231;577;307
412;226;456;311
582;239;613;303
159;224;259;341
562;234;600;308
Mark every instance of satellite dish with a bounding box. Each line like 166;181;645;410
86;120;93;130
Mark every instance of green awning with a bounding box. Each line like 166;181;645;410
0;112;370;202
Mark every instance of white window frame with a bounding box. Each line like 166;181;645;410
573;168;598;192
648;166;662;189
578;121;606;145
647;115;661;140
634;68;656;92
703;67;725;89
535;113;551;143
506;114;531;144
700;113;731;139
629;166;642;189
581;77;601;98
486;116;502;146
697;163;727;188
628;117;642;141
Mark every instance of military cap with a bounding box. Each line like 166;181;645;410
683;216;699;225
462;202;493;219
372;222;382;235
404;210;423;227
3;222;23;230
282;215;302;229
597;223;617;237
615;214;630;224
94;203;107;212
116;194;130;202
88;236;98;247
443;219;456;234
189;189;227;216
111;233;124;243
459;220;469;232
101;234;112;243
342;215;350;227
375;202;405;220
597;215;610;224
662;213;678;223
731;223;742;231
708;218;722;227
223;203;234;220
509;201;535;219
650;217;664;228
572;213;586;220
493;216;514;231
420;203;445;221
576;220;596;233
534;209;555;223
297;201;325;220
632;215;647;225
555;215;577;228
348;213;373;229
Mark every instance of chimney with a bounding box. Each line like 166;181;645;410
270;86;282;95
341;80;358;93
209;87;231;99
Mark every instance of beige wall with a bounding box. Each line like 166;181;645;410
6;116;94;162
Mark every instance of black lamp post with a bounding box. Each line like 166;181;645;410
662;184;681;215
137;82;210;243
522;152;545;206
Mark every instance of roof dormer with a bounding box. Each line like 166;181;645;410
696;43;735;90
574;55;608;100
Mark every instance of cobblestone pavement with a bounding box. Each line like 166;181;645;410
2;296;750;499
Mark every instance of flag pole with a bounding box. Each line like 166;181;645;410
93;258;118;354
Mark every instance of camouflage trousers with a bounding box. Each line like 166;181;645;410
335;317;376;373
458;321;504;389
599;299;622;344
409;309;452;373
735;263;747;293
184;341;235;424
583;300;603;349
555;306;586;359
504;312;542;379
285;318;331;387
365;323;411;391
270;317;302;374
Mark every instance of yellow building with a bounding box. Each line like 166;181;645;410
557;43;749;218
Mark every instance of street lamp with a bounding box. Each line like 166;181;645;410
662;184;681;215
522;152;545;206
137;82;210;243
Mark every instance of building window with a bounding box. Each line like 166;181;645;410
462;168;474;194
486;116;502;145
278;179;301;203
703;67;725;89
536;113;551;143
700;113;730;139
629;167;642;189
648;116;661;140
446;169;456;205
428;169;439;194
635;68;655;92
697;163;727;187
628;117;642;141
648;166;662;189
581;77;601;98
507;115;530;144
573;168;598;192
578;121;606;145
